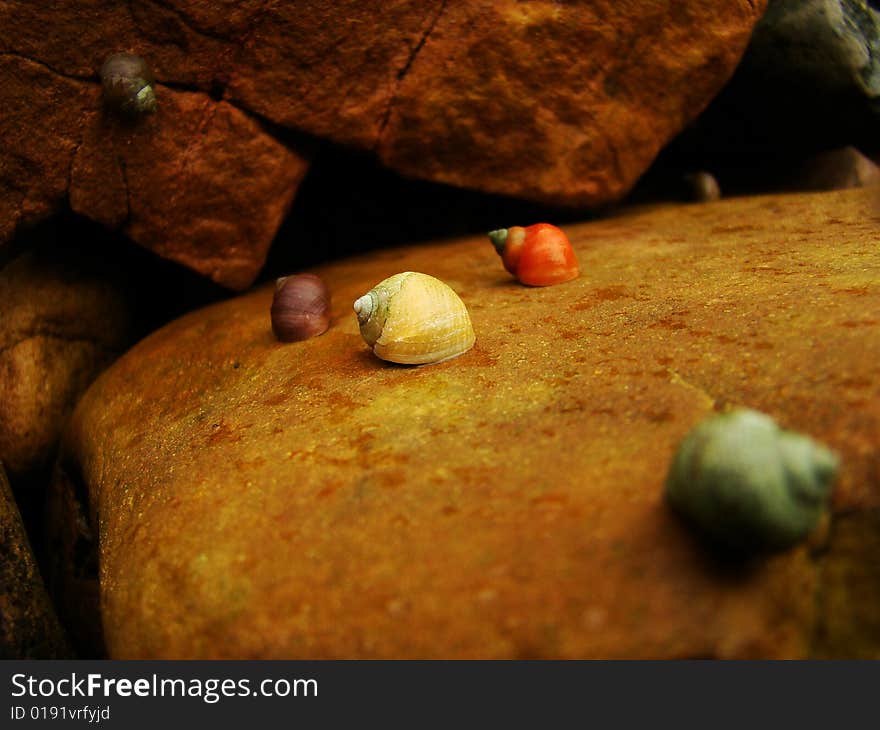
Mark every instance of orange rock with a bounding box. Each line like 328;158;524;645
1;1;764;280
813;510;880;659
55;187;879;658
233;0;767;205
376;1;767;206
0;53;310;290
69;88;309;290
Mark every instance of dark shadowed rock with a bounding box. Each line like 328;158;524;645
0;463;69;658
655;0;880;193
794;146;880;190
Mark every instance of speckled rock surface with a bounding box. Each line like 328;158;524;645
0;463;69;658
1;0;763;264
58;187;880;658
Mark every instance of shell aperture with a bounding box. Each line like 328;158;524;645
353;272;475;365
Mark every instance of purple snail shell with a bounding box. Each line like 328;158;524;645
271;274;331;342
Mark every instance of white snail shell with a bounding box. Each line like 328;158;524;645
665;409;839;553
353;272;475;365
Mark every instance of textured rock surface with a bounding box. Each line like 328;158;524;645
0;51;309;289
1;0;764;276
0;463;69;658
220;0;767;205
373;1;765;205
67;89;310;290
0;240;133;480
813;509;880;658
58;187;879;658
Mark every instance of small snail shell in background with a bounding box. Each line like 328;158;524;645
665;409;839;553
354;272;475;365
488;223;579;286
271;274;331;342
100;53;157;117
682;171;722;203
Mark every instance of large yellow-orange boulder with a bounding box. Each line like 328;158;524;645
55;187;880;658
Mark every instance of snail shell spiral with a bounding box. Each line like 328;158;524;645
665;409;838;553
353;272;475;365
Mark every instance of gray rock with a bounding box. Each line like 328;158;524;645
744;0;880;100
650;0;880;195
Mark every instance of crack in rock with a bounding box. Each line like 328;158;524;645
0;51;94;82
669;370;717;410
117;154;131;228
141;0;241;43
2;48;303;254
376;0;448;147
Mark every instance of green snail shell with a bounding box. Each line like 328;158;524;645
665;409;839;553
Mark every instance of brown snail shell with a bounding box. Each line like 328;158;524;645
683;171;721;202
271;274;331;342
353;272;475;365
100;53;157;117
